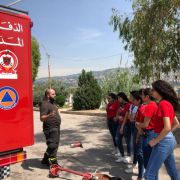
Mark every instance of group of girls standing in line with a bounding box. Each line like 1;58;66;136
106;80;180;180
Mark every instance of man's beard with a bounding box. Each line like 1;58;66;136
49;97;55;103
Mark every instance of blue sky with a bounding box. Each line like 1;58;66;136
1;0;133;78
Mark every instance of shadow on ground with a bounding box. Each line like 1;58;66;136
21;158;72;180
34;116;107;145
21;158;49;171
60;116;132;179
34;129;87;146
59;147;133;179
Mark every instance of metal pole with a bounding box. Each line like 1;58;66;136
47;54;51;89
0;5;28;14
41;44;51;89
6;0;23;7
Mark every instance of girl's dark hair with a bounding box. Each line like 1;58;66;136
143;88;154;101
152;80;180;112
130;90;138;96
117;92;129;102
132;92;143;104
108;93;117;100
139;88;144;95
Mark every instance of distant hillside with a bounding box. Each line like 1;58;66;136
34;68;180;93
35;68;127;87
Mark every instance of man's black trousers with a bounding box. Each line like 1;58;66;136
44;127;60;158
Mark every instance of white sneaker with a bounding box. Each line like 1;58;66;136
123;156;132;164
112;150;116;155
115;152;121;157
125;168;133;173
112;148;118;155
125;167;138;174
126;164;137;169
112;148;120;155
133;164;138;169
115;157;125;163
126;164;133;169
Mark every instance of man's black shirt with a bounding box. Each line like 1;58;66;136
40;100;61;130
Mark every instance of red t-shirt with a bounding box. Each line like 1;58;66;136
106;100;120;118
154;100;175;133
143;101;158;130
117;102;131;124
135;104;146;123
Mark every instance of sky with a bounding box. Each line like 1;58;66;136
1;0;133;78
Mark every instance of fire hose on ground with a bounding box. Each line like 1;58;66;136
49;164;124;180
48;142;124;180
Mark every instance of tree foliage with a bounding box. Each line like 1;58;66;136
73;70;102;110
110;0;180;81
56;95;66;107
100;68;141;103
32;37;41;81
33;80;68;107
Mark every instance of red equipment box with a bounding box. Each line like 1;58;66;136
0;9;34;153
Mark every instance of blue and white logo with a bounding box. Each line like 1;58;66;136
0;86;19;110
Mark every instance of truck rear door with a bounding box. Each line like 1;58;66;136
0;9;34;153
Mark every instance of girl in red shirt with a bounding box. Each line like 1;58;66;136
115;92;131;162
136;88;158;169
106;93;120;154
130;91;145;180
145;80;180;180
120;91;139;164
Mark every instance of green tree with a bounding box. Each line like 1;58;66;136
51;80;68;97
100;68;141;103
32;37;41;81
33;82;46;106
56;95;66;107
73;70;102;110
110;0;180;81
33;80;68;106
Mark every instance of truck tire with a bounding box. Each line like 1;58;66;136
0;166;10;180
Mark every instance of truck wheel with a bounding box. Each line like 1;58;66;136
0;166;10;180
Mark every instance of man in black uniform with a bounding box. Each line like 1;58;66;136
40;89;61;165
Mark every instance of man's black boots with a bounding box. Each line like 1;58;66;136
41;152;49;166
48;156;59;165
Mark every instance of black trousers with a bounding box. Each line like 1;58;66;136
107;119;118;147
44;127;60;157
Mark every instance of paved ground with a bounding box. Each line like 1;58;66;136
7;111;180;180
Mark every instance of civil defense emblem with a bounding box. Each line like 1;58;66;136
0;50;18;79
0;86;19;110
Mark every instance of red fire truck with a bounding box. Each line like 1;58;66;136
0;5;34;179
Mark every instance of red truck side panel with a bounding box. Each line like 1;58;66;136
0;10;34;152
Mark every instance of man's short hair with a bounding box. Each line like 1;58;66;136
44;89;50;100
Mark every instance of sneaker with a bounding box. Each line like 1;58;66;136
123;156;132;164
112;148;119;155
115;152;121;157
112;150;116;155
133;164;138;169
125;167;138;174
115;157;125;163
126;164;133;169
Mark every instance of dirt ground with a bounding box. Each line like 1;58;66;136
6;111;180;180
